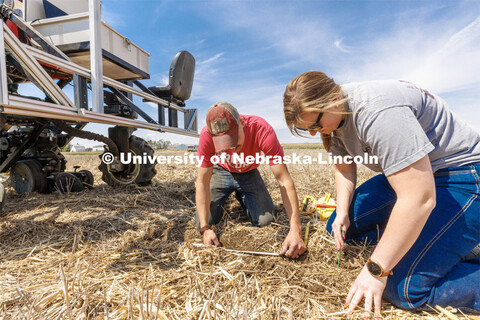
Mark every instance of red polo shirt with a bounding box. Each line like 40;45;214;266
198;115;284;173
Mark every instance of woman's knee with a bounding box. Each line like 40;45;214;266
383;274;430;311
326;211;336;235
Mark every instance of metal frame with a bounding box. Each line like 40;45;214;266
169;109;178;128
7;8;70;61
26;44;187;112
4;95;199;137
0;23;8;107
0;15;198;137
3;23;74;107
88;0;103;113
158;104;165;125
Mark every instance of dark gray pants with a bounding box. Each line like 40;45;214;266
195;165;276;228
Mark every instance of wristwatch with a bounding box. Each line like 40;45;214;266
200;225;211;235
366;258;393;277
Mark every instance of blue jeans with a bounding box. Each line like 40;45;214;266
195;165;276;228
327;163;480;312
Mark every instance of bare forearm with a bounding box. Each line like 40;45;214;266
335;163;357;216
371;155;436;271
270;164;306;258
270;164;301;234
195;167;213;227
371;197;434;270
195;183;210;226
195;177;211;229
279;181;301;233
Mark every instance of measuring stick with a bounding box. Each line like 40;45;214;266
180;242;280;256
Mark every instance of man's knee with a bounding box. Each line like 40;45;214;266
255;211;276;227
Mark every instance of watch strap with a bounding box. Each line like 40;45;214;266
200;225;211;235
366;258;393;277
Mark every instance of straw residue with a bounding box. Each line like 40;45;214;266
0;150;473;319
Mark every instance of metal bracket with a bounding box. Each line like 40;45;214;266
184;109;198;131
73;74;88;112
133;80;166;126
169;108;178;128
132;80;155;96
109;87;158;125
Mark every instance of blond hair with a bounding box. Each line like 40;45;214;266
283;71;347;151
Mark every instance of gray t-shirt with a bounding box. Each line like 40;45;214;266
330;80;480;176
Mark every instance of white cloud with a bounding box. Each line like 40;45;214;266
407;16;480;94
101;7;126;28
198;3;480;141
334;39;352;54
198;52;224;65
161;75;169;86
190;52;225;100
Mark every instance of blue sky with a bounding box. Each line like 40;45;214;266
67;0;479;146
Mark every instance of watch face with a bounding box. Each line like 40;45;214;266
367;260;382;276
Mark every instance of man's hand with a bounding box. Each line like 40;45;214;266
202;229;221;247
279;229;306;258
346;264;387;318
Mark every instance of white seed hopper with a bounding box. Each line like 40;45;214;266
22;0;150;80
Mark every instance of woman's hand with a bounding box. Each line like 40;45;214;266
346;265;387;318
331;213;350;251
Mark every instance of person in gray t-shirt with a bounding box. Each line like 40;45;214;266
284;71;480;315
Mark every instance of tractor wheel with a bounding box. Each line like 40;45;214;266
10;159;48;194
55;172;84;193
99;135;156;187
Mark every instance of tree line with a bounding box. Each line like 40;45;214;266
146;139;172;150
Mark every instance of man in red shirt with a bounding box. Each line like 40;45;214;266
195;102;306;259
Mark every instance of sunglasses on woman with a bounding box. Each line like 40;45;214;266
295;112;323;132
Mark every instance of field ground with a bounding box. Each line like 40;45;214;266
0;149;477;319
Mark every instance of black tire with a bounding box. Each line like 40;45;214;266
55;172;84;193
99;135;157;187
23;159;49;193
72;170;94;190
79;170;94;189
10;159;48;194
